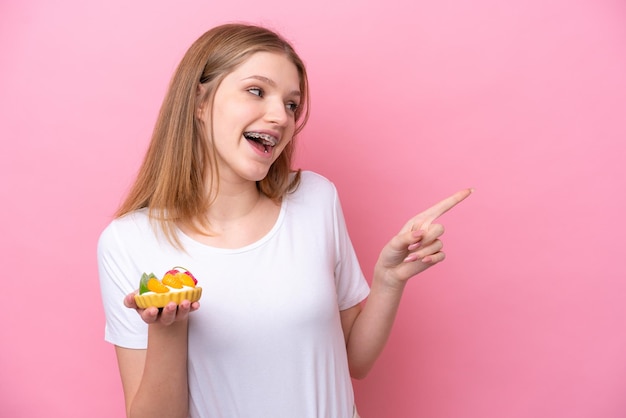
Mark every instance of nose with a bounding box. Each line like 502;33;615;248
264;97;289;126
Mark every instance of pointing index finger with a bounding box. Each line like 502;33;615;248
419;188;473;228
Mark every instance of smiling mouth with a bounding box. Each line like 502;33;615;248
244;132;278;153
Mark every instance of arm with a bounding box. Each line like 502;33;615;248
341;189;472;379
116;294;198;418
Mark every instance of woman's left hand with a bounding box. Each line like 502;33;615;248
376;188;473;285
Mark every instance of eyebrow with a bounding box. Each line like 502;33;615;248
242;75;301;97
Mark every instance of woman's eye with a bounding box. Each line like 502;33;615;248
248;87;263;97
286;102;299;113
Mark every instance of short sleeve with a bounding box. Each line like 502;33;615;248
331;187;370;310
97;221;148;349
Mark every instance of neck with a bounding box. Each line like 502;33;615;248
207;179;263;223
180;175;281;248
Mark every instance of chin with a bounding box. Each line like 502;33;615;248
246;169;272;183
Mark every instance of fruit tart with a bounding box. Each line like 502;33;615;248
134;266;203;309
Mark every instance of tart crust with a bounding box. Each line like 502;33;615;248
134;287;202;309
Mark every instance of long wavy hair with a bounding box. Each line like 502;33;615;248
115;23;310;247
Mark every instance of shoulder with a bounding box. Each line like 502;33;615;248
285;171;341;223
97;209;176;280
99;209;151;244
293;170;338;200
97;209;156;257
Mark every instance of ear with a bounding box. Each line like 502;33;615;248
196;83;207;120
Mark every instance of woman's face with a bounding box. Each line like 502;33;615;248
201;51;301;185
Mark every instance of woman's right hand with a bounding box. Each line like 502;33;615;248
123;291;200;326
119;291;195;417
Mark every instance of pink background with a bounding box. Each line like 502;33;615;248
2;0;625;416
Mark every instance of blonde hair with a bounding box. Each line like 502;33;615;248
116;23;310;246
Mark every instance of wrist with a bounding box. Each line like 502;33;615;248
149;316;189;337
373;264;408;293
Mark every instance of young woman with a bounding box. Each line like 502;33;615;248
98;23;471;418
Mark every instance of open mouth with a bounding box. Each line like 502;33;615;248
244;132;278;153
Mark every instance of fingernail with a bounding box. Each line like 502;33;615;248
408;242;421;251
403;254;418;263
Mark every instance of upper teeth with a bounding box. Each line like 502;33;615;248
244;132;277;147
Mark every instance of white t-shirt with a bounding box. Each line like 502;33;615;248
98;171;370;418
